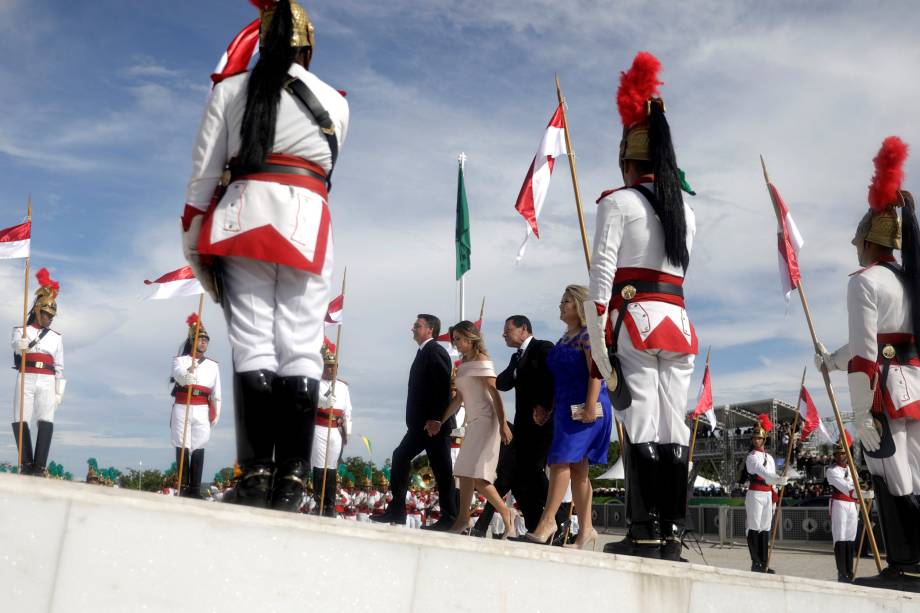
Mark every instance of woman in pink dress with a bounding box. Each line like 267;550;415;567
425;321;515;536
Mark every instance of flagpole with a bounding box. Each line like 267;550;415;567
767;366;806;569
688;347;711;464
17;196;32;475
176;293;205;495
320;267;347;515
760;157;883;572
555;75;591;270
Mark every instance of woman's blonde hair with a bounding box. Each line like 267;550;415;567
449;320;488;357
563;284;589;327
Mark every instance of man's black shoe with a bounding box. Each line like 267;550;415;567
421;519;455;532
854;567;920;593
603;535;663;559
370;512;405;525
468;527;487;538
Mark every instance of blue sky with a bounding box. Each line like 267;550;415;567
1;0;919;480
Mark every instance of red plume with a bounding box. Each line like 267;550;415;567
757;413;773;433
249;0;276;10
186;313;200;327
35;267;59;291
323;336;336;354
868;136;909;212
617;51;663;128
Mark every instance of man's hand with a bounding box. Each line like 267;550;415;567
319;393;336;409
855;404;881;452
181;215;219;302
176;370;198;387
54;379;66;408
583;300;613;381
13;337;29;353
813;342;841;373
424;420;442;437
533;405;550;426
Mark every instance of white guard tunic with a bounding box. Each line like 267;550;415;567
745;449;778;532
311;379;352;469
170;355;222;451
833;259;920;496
184;63;349;379
588;182;697;445
826;463;858;542
11;325;63;423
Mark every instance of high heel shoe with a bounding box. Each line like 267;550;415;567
515;526;557;545
498;510;521;540
564;528;598;551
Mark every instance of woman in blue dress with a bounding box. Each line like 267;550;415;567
521;284;612;549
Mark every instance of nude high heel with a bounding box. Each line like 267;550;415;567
564;528;598;551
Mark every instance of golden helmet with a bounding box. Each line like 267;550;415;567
186;313;209;341
32;268;59;318
256;0;315;49
856;137;910;250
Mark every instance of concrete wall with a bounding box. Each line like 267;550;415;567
0;474;916;613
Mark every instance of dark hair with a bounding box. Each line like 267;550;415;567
647;100;689;271
417;314;441;339
901;192;920;359
505;315;532;334
238;0;306;168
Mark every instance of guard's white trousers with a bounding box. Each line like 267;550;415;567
170;404;211;451
311;425;343;469
616;326;694;445
221;251;332;380
745;490;773;531
830;499;858;542
865;416;920;496
12;373;56;423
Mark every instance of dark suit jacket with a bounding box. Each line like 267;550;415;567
405;339;453;430
496;338;555;448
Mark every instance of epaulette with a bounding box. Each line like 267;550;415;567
596;186;628;204
849;264;876;277
337;378;348;386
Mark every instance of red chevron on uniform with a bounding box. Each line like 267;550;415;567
144;266;204;300
0;220;30;259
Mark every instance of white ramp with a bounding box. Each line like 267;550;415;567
0;473;916;613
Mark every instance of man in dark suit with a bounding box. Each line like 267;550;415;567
372;314;456;528
496;315;555;533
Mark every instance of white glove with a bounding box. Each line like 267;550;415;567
814;342;835;372
54;379;66;407
176;370;198;387
583;300;613;383
862;489;875;500
854;402;881;452
319;393;336;409
13;337;29;352
181;215;219;303
777;475;789;487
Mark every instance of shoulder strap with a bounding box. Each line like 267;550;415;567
284;77;338;190
631;184;667;222
877;260;905;282
29;327;50;350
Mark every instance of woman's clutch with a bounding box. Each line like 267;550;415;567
570;402;602;422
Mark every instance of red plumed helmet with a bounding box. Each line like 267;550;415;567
757;413;773;433
186;313;200;327
617;51;663;128
35;267;60;292
868;136;909;212
249;0;277;10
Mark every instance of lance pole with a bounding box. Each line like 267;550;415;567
556;75;591;270
688;347;712;463
320;267;347;515
767;366;806;568
760;156;883;572
17;196;32;475
176;293;205;496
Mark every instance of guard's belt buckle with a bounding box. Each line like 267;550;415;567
191;389;201;396
321;125;336;136
620;285;637;300
34;361;44;369
882;344;896;360
219;168;232;187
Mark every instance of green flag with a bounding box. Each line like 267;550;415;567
455;161;471;280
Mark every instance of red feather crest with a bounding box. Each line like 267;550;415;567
323;336;336;354
35;267;59;291
249;0;277;10
186;313;200;327
757;413;773;433
617;51;663;128
868;136;909;212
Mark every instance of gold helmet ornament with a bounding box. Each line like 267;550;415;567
616;52;664;168
751;413;773;440
186;313;209;342
321;337;336;365
834;431;854;455
252;0;315;49
31;268;59;318
855;136;911;250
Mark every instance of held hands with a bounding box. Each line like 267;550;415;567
500;421;513;445
424;420;442;437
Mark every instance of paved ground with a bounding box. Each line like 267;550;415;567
596;530;880;583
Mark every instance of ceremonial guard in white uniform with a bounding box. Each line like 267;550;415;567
182;0;348;511
826;434;859;582
170;314;222;497
818;137;920;591
312;345;352;516
10;269;65;476
744;416;785;573
587;53;697;560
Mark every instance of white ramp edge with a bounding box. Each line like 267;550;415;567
1;473;917;613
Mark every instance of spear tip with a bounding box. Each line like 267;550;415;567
759;155;770;184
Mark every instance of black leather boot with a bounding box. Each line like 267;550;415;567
747;530;762;572
845;540;856;581
182;448;205;498
759;531;775;573
11;422;34;475
175;447;190;495
232;370;277;508
312;467;337;517
603;436;662;558
658;443;689;562
270;375;318;512
31;420;53;477
834;542;850;582
854;476;920;591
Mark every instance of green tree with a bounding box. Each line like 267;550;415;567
118;468;167;492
